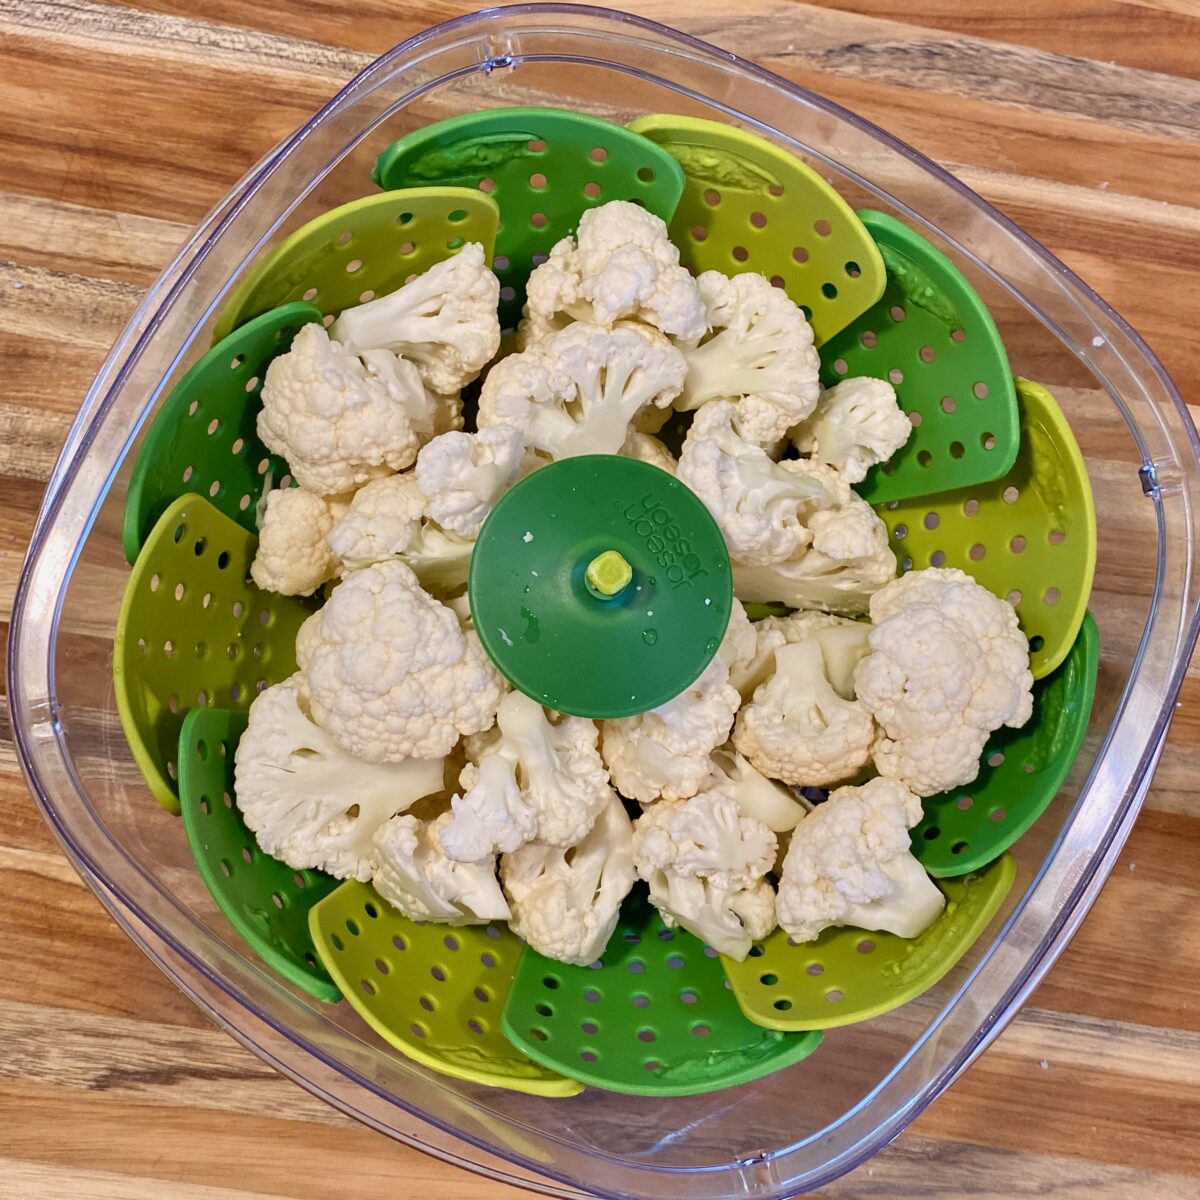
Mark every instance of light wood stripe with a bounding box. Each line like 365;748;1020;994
0;0;369;81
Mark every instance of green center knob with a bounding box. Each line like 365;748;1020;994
469;456;733;718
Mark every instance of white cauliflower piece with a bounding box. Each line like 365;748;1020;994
707;746;807;833
676;271;821;447
294;610;322;675
329;243;501;394
791;376;912;483
359;348;462;441
326;473;426;570
676;400;833;566
856;567;1034;796
601;656;740;804
716;598;762;698
752;611;872;700
719;605;869;704
250;486;348;596
500;794;636;966
303;560;505;762
524;200;706;341
478;321;686;460
732;462;897;615
326;472;474;596
633;785;777;960
397;522;474;597
414;425;524;537
233;676;445;880
620;430;677;475
734;639;875;788
441;691;613;860
372;811;510;925
257;323;421;495
776;777;944;943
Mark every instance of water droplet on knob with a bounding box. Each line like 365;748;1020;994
642;629;658;645
520;607;541;643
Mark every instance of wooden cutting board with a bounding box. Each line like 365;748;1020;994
1;2;1199;1198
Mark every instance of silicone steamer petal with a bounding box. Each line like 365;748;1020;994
178;707;341;1003
880;378;1097;678
309;881;581;1097
722;854;1016;1032
627;114;885;345
113;495;314;813
122;302;319;565
212;187;500;341
821;210;1020;504
374;108;686;328
914;612;1099;876
502;889;822;1096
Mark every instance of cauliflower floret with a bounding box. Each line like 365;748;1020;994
707;746;807;833
326;473;474;596
732;462;897;615
257;323;421;495
776;777;945;943
855;568;1034;796
478;321;686;460
329;243;501;394
250;486;348;596
326;473;425;569
676;400;833;566
752;611;871;700
716;598;761;698
359;348;462;441
500;794;636;966
303;560;505;762
632;785;777;960
791;376;912;483
523;200;706;341
676;271;821;447
443;692;612;859
414;425;525;536
719;604;870;704
601;656;740;804
620;430;677;475
397;522;474;597
372;811;510;925
734;638;875;788
233;676;445;880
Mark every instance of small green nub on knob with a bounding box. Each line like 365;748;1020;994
586;550;633;599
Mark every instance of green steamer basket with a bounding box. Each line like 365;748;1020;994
212;187;500;341
122;302;319;565
821;210;1021;505
502;889;822;1096
880;378;1097;678
373;107;686;329
309;881;582;1098
914;611;1099;876
722;854;1016;1032
627;114;886;346
178;707;341;1002
108;105;1100;1098
113;495;313;813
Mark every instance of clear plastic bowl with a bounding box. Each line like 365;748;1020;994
9;6;1199;1197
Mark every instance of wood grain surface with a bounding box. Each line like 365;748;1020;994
3;1;1200;1197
